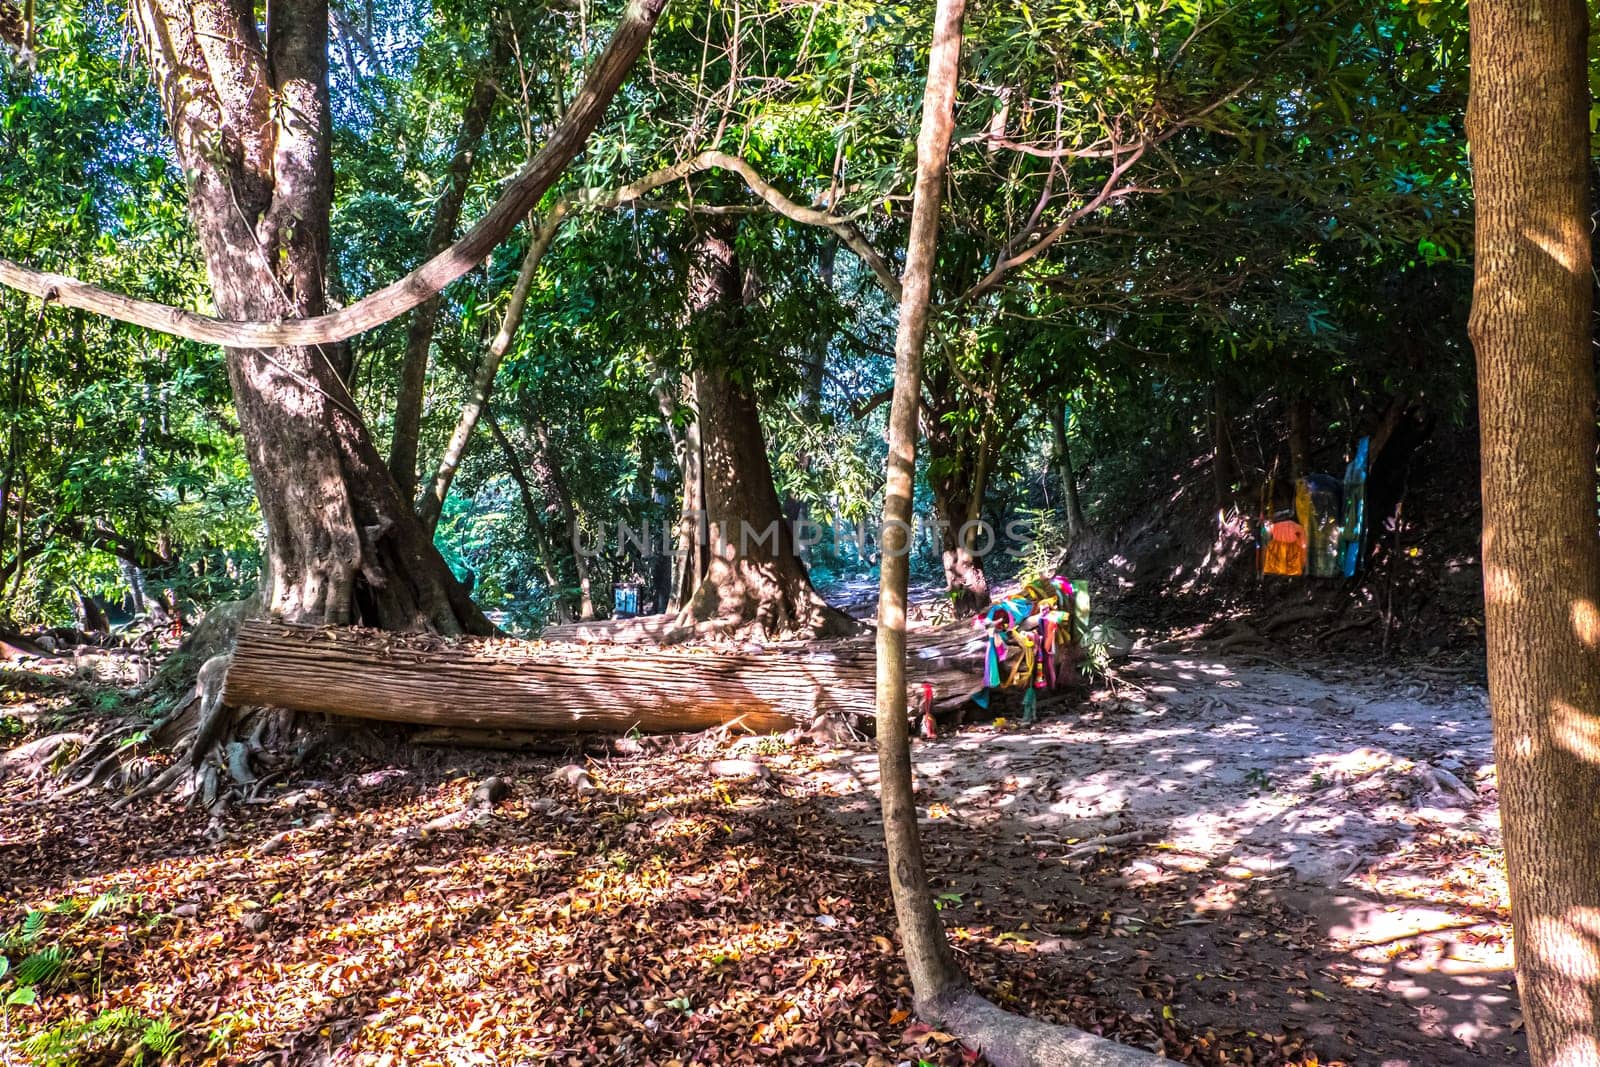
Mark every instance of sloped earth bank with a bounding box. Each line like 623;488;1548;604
0;648;1513;1066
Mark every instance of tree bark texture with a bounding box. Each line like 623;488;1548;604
130;0;488;634
874;0;969;1014
224;620;981;735
1467;3;1600;1064
389;43;505;500
677;225;854;637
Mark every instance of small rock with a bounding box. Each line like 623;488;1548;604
1290;846;1363;888
611;736;646;757
471;776;511;809
704;758;770;781
240;912;270;934
807;715;858;744
545;764;599;795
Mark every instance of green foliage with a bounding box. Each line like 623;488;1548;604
0;0;1486;632
2;891;177;1065
18;1007;181;1067
1010;506;1069;582
0;1;257;626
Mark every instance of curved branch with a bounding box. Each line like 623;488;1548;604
578;150;903;301
957;142;1147;305
0;0;670;348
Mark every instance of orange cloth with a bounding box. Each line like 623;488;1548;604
1263;521;1306;576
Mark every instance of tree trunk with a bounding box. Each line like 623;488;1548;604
1049;402;1087;543
389;43;505;500
1286;393;1311;484
418;207;565;533
531;422;596;621
875;0;967;1007
661;378;709;613
874;5;1164;1063
676;226;855;638
486;413;572;624
1467;3;1600;1063
73;588;108;634
1210;385;1240;512
925;428;991;617
118;558;147;615
130;0;488;636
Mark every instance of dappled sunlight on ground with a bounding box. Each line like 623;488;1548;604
792;649;1519;1066
0;753;973;1066
0;646;1513;1065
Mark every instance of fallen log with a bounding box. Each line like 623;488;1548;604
1;631;54;661
540;613;680;645
223;621;985;735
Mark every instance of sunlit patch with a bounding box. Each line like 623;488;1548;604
1550;700;1600;762
1572;599;1600;650
1524;909;1600;990
1522;221;1589;275
1548;1031;1600;1067
1482;562;1520;607
1506;732;1538;759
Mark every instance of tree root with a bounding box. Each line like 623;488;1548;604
13;645;314;813
0;667;104;697
2;601;293;811
0;731;91;782
925;988;1167;1067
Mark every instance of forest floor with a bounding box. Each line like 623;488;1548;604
0;638;1514;1066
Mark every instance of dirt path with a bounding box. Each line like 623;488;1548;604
781;649;1517;1066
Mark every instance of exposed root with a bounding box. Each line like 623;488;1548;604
925;988;1167;1067
0;601;310;811
0;731;91;782
0;667;104;697
1260;601;1334;635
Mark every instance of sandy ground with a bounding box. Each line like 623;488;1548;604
778;648;1517;1065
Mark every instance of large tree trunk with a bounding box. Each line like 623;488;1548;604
389;43;505;501
675;226;855;638
1467;3;1600;1063
873;4;1162;1063
130;0;488;635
